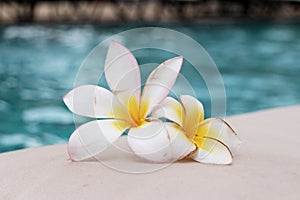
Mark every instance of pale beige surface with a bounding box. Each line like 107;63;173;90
1;106;300;200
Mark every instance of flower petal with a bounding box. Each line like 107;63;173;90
63;85;114;118
104;41;141;119
111;95;139;127
152;97;184;127
140;56;183;118
196;118;241;155
165;122;197;160
68;119;128;161
191;137;233;165
127;120;195;163
180;95;204;139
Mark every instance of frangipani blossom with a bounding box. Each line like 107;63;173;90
151;95;241;165
63;41;186;161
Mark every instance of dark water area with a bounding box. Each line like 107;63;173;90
0;22;299;152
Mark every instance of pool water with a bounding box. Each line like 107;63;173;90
0;22;300;152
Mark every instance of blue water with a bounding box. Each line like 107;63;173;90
0;23;300;153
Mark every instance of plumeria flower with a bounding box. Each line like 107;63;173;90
149;95;241;164
63;41;187;161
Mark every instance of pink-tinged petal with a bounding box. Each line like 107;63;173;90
127;120;195;163
68;119;128;161
104;41;141;119
152;97;184;127
191;137;233;165
180;95;204;139
196;118;241;155
63;85;114;118
140;56;183;118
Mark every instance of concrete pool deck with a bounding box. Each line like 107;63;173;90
0;105;300;199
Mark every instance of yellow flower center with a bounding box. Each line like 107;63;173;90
126;96;150;127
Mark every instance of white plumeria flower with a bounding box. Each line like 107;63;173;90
151;95;242;165
63;41;188;162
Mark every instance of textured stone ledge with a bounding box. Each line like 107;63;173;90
0;105;300;199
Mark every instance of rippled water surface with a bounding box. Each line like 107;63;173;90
0;23;300;152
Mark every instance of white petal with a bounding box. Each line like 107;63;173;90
152;97;184;127
63;85;114;118
196;118;241;155
180;95;204;139
191;137;233;165
104;41;141;113
140;56;183;118
165;122;196;160
68;119;128;161
127;120;195;163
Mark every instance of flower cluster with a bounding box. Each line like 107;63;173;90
63;41;241;164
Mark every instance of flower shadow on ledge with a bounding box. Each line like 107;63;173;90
63;41;241;165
